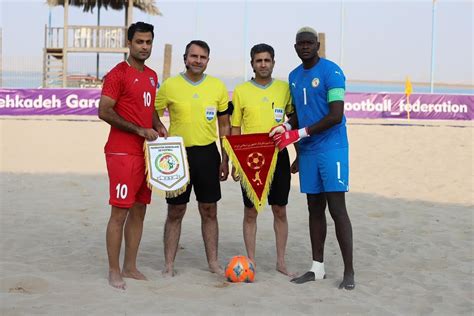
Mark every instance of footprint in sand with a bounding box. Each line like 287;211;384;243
367;212;383;218
64;181;80;187
0;276;49;295
214;282;229;288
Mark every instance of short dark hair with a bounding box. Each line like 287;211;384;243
127;22;154;41
250;43;274;62
184;40;210;58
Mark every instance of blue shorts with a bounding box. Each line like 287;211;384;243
299;147;349;194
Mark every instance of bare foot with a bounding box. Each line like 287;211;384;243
338;272;355;290
122;269;147;281
276;263;296;278
290;271;322;284
162;266;176;277
109;270;126;290
209;262;224;276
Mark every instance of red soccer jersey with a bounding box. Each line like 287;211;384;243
102;61;158;155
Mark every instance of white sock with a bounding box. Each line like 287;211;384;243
310;260;325;279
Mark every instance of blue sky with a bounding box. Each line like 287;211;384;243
1;0;473;87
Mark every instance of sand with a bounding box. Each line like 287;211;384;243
0;117;472;315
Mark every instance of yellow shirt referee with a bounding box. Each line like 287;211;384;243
154;40;231;277
231;79;293;134
156;73;229;147
230;43;294;276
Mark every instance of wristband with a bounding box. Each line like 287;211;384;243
298;127;309;138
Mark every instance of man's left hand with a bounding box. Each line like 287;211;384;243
272;128;309;151
219;161;229;181
155;124;168;138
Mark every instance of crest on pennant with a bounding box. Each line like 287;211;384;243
223;133;278;212
156;153;180;174
144;136;189;198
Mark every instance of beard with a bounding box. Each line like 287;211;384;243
256;70;271;79
132;51;150;62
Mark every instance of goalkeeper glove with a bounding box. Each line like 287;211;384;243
269;122;293;137
272;127;309;151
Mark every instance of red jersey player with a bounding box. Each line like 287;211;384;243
98;22;167;290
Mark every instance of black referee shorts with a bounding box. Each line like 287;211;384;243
241;148;290;208
166;142;222;205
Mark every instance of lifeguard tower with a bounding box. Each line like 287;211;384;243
43;0;161;88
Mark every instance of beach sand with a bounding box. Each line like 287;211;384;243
0;117;472;315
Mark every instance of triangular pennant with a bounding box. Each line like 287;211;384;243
223;133;278;212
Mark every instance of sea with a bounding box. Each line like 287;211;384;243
1;71;473;95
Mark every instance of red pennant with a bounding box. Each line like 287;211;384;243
223;133;278;209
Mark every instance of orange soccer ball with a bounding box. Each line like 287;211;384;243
225;255;255;283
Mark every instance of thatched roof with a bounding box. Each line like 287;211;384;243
46;0;162;16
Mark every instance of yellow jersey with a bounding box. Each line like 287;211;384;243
156;74;229;147
231;79;293;134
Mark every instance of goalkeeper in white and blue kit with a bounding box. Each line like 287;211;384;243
269;26;355;290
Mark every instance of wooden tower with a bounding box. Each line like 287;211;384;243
43;0;161;88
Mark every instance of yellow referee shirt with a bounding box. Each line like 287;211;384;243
231;79;293;134
155;74;229;147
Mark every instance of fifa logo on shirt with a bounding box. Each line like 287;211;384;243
149;77;156;87
205;107;216;121
311;78;320;88
274;108;284;123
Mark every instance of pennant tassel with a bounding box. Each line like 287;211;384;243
164;181;189;198
144;141;153;190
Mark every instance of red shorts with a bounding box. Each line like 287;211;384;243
105;154;151;208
